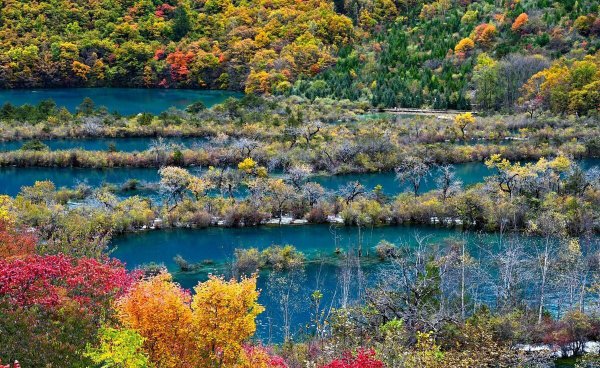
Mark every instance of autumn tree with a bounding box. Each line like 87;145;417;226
159;166;193;211
0;255;136;366
454;38;475;55
453;112;475;140
116;272;264;367
511;13;529;33
395;156;431;196
116;273;197;367
85;327;150;368
0;218;36;259
192;275;264;366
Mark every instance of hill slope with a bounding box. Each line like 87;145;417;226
0;0;353;90
293;0;600;111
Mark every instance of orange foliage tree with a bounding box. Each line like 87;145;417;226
512;13;529;32
116;273;197;367
0;220;36;259
116;272;264;367
0;196;35;259
472;23;497;47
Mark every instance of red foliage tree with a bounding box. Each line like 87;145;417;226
166;50;195;81
0;255;137;312
155;3;175;18
0;360;20;368
0;220;36;259
242;345;288;367
321;349;384;368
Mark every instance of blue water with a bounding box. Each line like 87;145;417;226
0;88;242;115
111;225;493;342
312;162;493;195
1;159;598;197
0;136;207;152
0;167;160;195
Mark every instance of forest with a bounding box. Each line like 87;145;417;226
1;0;598;110
0;0;599;366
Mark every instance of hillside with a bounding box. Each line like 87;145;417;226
0;0;353;90
294;0;600;111
0;0;598;112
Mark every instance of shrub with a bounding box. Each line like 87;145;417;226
375;240;398;260
321;349;384;368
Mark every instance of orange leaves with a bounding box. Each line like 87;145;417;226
472;23;497;47
512;13;528;33
153;49;165;61
116;272;264;367
166;50;195;81
245;70;273;94
115;273;196;368
0;219;36;259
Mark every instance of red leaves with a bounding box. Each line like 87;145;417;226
321;349;384;368
155;3;175;18
0;254;137;312
0;360;20;368
242;345;288;367
0;220;36;259
154;49;165;61
166;50;195;81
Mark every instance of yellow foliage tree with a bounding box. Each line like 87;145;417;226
454;38;475;54
72;61;91;80
453;112;475;140
238;157;257;173
192;275;264;367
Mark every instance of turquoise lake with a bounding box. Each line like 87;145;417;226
0;162;486;197
0;88;242;115
0;136;208;152
111;225;502;342
1;159;598;197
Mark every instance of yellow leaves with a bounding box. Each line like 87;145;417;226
453;112;475;139
238;158;268;178
256;166;268;178
454;38;474;54
72;61;90;80
549;155;572;172
59;42;79;60
245;70;273;94
0;195;14;223
454;112;475;126
188;176;212;199
568;238;581;255
461;10;478;24
403;331;445;368
238;157;257;173
117;273;264;368
192;275;264;366
522;54;599;114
